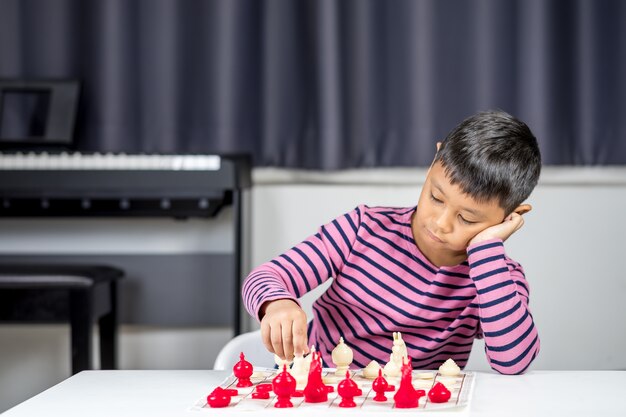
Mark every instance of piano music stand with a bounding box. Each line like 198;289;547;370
0;79;80;150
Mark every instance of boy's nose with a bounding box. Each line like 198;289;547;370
435;213;453;234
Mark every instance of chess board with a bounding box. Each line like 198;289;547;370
191;368;475;413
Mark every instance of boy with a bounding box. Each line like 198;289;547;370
242;110;541;375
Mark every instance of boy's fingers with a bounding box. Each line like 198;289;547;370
281;321;294;360
261;321;274;354
292;319;308;356
270;324;285;359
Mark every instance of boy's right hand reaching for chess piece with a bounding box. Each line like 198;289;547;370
260;299;310;361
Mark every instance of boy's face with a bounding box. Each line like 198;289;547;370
412;161;507;267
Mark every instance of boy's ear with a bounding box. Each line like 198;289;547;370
513;204;532;216
427;142;443;176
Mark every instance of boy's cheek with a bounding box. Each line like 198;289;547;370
461;229;487;248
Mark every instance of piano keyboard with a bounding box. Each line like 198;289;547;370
0;152;221;171
0;152;250;218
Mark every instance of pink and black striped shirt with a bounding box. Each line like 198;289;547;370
242;205;539;374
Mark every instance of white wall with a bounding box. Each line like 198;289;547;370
1;167;625;412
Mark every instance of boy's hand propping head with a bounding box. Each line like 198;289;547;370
259;299;309;361
469;204;532;246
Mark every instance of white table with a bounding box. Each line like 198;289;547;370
3;370;625;416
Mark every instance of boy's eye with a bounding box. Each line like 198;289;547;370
430;193;443;204
459;215;477;225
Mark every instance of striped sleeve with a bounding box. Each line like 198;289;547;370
241;206;363;321
467;238;540;375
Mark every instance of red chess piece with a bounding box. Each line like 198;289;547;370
233;352;253;387
255;383;272;393
372;369;389;402
251;391;270;399
393;357;425;408
303;351;328;403
223;388;238;396
207;387;231;408
272;364;296;408
337;371;359;408
428;382;451;403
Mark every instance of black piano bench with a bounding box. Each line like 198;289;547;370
0;264;123;375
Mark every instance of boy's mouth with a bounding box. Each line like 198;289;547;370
426;228;444;243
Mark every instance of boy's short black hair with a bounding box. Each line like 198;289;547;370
434;110;541;214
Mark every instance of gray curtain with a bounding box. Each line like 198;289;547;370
1;0;624;168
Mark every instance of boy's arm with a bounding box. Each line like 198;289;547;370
241;206;363;356
467;238;540;375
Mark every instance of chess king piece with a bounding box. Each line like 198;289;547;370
331;337;354;376
233;352;253;387
272;364;297;408
337;371;359;408
393;357;425;408
303;351;328;403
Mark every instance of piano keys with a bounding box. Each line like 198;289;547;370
0;152;251;218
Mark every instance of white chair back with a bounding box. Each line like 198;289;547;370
213;329;275;370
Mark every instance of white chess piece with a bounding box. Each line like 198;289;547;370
362;360;381;379
274;354;292;370
383;332;407;377
331;337;354;376
290;353;309;385
304;345;316;367
396;332;408;360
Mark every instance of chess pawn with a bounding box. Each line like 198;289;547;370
233;352;253;387
362;360;381;379
331;337;353;376
372;369;389;402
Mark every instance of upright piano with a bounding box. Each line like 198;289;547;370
0;151;251;335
